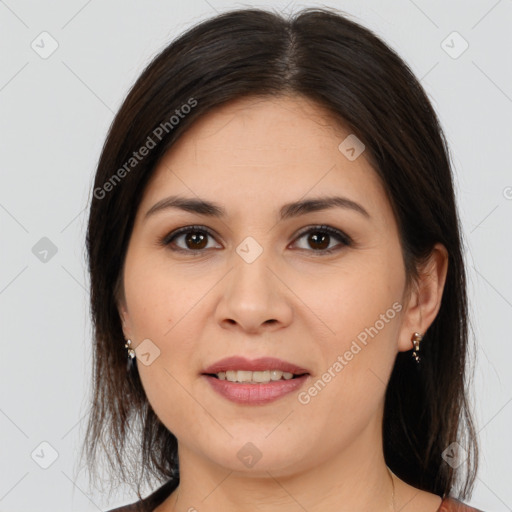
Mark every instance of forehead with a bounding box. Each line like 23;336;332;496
167;95;354;163
138;94;387;222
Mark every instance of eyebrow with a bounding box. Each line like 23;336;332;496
144;194;370;221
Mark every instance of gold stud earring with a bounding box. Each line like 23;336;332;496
125;339;136;372
125;339;136;358
411;332;423;363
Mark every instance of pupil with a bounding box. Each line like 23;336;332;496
186;232;207;249
310;232;329;250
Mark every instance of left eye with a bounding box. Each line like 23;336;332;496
161;225;352;255
292;225;352;253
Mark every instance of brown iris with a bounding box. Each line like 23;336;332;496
185;231;208;250
308;232;330;250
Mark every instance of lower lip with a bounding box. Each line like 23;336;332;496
202;374;309;405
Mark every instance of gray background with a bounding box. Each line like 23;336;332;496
1;1;511;511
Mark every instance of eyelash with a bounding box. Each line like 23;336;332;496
159;224;353;256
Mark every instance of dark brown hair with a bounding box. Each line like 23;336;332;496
81;6;479;501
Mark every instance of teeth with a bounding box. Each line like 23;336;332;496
215;370;296;383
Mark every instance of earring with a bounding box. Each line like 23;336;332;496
125;339;136;371
411;332;423;363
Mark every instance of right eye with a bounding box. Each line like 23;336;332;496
161;225;222;254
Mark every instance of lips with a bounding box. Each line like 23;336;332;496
202;356;310;376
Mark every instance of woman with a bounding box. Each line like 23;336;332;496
81;6;484;512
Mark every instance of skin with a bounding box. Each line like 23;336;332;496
118;95;448;512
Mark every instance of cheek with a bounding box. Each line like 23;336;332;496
300;265;402;411
298;320;396;445
307;262;403;341
123;260;204;419
123;253;194;337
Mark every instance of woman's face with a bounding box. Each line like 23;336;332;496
119;95;427;475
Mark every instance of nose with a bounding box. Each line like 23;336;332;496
214;246;293;334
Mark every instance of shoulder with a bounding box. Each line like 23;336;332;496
438;497;485;512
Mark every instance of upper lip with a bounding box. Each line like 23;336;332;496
202;356;310;375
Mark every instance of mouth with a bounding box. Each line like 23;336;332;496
200;356;310;404
201;355;310;381
203;369;309;384
201;370;311;406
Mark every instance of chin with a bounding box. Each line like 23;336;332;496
201;437;310;476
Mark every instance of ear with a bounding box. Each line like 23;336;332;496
397;243;449;352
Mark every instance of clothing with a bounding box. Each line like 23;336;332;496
106;479;484;512
106;479;178;512
438;498;484;511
